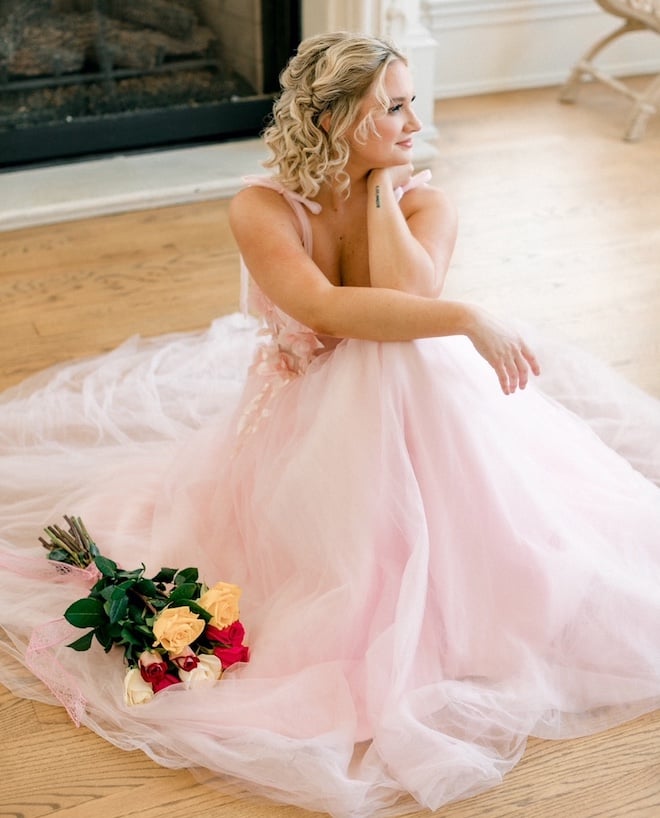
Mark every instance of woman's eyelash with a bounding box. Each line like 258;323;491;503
388;96;416;114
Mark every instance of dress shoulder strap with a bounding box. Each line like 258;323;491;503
242;175;322;216
241;175;320;252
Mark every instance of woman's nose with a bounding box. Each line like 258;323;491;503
406;109;422;133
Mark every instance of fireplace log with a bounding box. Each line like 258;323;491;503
6;42;84;77
92;26;162;72
2;15;93;77
92;21;216;71
1;7;216;78
106;0;197;40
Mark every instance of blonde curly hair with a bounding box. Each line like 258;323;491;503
262;31;407;198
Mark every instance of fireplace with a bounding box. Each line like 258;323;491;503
0;0;301;168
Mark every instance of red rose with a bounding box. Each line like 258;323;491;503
206;620;245;646
171;653;200;672
138;652;168;685
213;643;250;669
152;672;180;693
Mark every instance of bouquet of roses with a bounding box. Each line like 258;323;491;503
40;516;250;705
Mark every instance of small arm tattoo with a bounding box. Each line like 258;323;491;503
375;185;381;208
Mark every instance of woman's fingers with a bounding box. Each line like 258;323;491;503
522;341;541;376
497;363;511;395
503;356;519;394
467;308;541;395
501;340;540;395
515;348;531;390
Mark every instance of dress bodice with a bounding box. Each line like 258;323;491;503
235;170;431;441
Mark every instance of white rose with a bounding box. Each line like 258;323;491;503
123;666;155;706
177;654;222;689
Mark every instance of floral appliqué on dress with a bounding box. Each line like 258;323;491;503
236;281;324;443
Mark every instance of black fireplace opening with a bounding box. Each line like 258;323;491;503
0;0;301;169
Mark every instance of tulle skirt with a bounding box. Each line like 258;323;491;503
0;313;659;817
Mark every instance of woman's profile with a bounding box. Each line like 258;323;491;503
0;30;658;818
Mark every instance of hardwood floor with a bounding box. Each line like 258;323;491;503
0;79;659;818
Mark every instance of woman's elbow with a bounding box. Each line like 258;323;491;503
405;266;445;299
295;286;344;337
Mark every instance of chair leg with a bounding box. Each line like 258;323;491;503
624;74;660;141
559;20;640;103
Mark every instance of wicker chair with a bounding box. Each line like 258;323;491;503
559;1;660;140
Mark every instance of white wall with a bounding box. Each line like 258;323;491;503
422;0;660;97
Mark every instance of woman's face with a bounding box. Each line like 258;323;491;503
347;59;422;171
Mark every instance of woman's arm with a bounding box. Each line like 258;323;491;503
366;168;457;298
230;187;538;394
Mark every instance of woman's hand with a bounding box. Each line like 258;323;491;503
464;306;541;394
383;162;415;190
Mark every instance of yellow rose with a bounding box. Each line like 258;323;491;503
198;582;242;628
152;606;205;654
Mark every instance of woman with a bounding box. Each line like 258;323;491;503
231;33;539;396
0;31;658;818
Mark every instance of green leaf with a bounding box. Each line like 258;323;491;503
152;567;177;584
134;579;159;597
111;620;124;637
186;599;213;622
90;576;110;594
67;630;95;651
124;644;142;668
116;567;145;582
175;567;199;585
94;555;118;577
64;597;106;629
168;583;199;602
112;580;137;597
119;626;144;647
94;623;114;652
96;580;133;603
107;593;129;625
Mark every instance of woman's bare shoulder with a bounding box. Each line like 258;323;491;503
229;185;301;238
401;182;454;210
400;183;457;228
230;184;294;219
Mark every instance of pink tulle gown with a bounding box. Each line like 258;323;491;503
0;175;659;818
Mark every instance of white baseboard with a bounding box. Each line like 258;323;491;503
423;0;660;97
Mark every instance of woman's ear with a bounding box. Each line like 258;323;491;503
319;112;332;133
